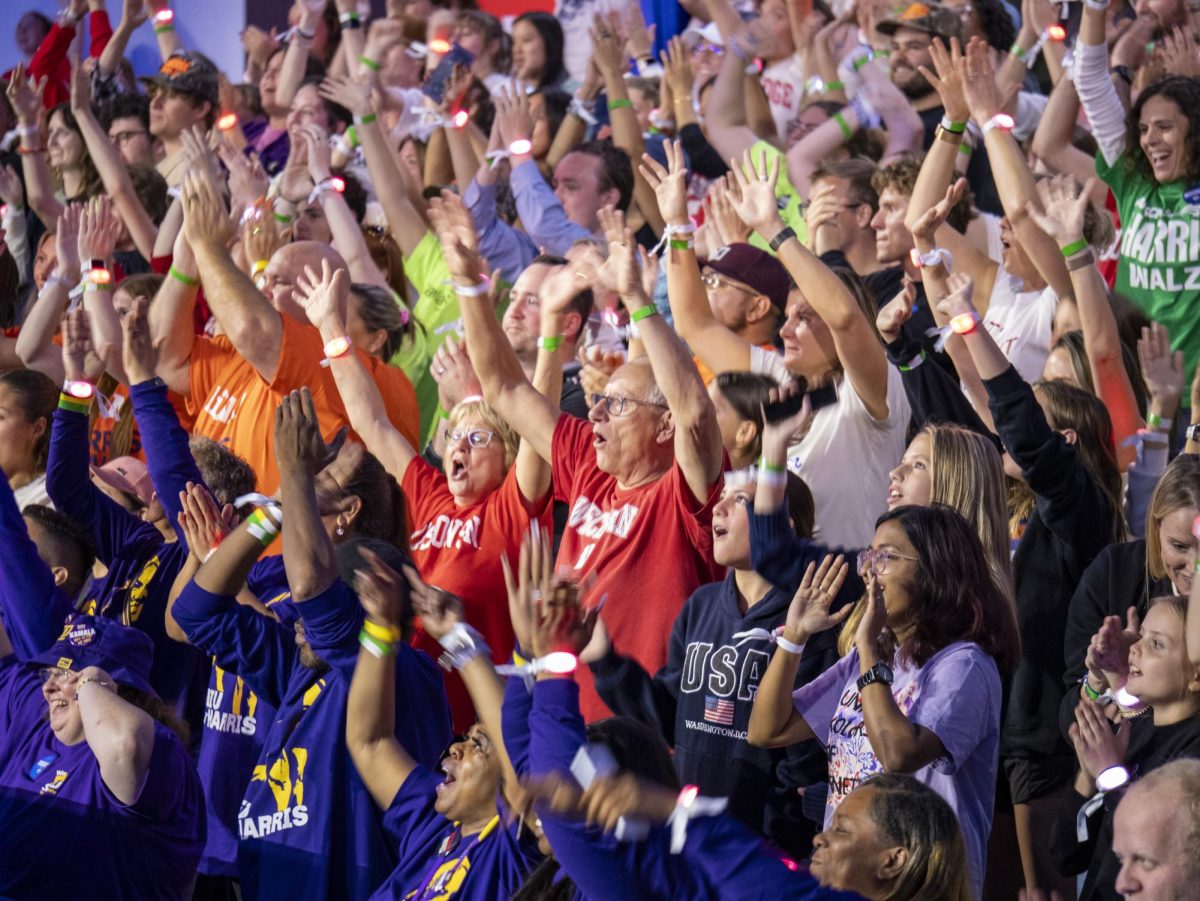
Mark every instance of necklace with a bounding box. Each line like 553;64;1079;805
411;815;500;900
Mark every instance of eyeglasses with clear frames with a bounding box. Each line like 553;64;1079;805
701;272;752;294
110;129;149;145
589;393;669;417
856;548;919;576
39;667;76;685
443;428;497;449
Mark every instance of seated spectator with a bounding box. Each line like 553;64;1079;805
1111;759;1200;900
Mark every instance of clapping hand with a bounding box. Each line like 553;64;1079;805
431;337;482;411
176;481;237;562
120;293;160;385
180;167;236;253
1069;699;1131;785
6;64;47;126
854;574;889;652
62;305;104;383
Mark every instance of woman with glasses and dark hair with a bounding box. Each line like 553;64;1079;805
300;260;554;731
748;505;1020;898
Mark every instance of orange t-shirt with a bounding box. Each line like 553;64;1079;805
186;314;420;493
402;456;552;732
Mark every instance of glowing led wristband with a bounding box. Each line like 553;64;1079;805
429;37;452;55
217;113;239;131
85;268;112;291
950;311;981;335
495;651;578;678
64;380;95;399
981;113;1014;135
246;508;282;547
667;786;729;853
450;109;469;129
1192;513;1200;541
1096;765;1130;792
319;335;354;367
1113;686;1142;709
154;8;174;32
630;304;659;323
509;138;533;156
307;176;345;205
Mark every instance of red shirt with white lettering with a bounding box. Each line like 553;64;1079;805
403;456;552;731
552;414;724;721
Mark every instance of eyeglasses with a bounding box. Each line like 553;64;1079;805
443;428;497;449
109;129;148;145
701;272;752;294
856;548;919;576
39;667;75;685
589;393;668;417
691;44;724;58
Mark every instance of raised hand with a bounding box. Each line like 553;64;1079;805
876;278;917;343
62;305;104;383
68;50;93;114
1025;174;1093;245
578;345;625;406
726;148;784;237
180;125;222;184
783;555;851;645
301;123;334;183
935;270;976;320
661;36;694;104
241;24;280;68
176;481;237;562
494;84;535;147
596;207;644;303
1159;25;1200;78
1138;322;1184;413
909;177;967;243
320;75;374;119
180;167;236;253
1085;608;1141;691
1069;699;1131;783
56;204;84;281
705;177;752;246
402;562;464;642
120;294;159;385
431;336;482;411
6;64;47;125
427;192;485;284
959;36;1005;125
918;37;968;123
355;546;409;632
77;196;121;262
622;2;655;64
219;139;270;209
118;0;150;32
638;139;689;226
590;14;626;79
500;522;552;656
295;257;351;333
241;203;283;270
273;387;347;476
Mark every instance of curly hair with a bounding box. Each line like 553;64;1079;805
872;154;975;232
1124;76;1200;184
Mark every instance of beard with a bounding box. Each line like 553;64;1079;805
298;643;329;675
894;68;934;100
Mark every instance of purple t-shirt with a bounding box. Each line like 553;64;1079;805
793;641;1000;899
374;766;541;900
0;657;205;899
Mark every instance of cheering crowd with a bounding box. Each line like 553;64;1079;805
3;0;1200;898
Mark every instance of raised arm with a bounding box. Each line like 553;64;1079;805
703;32;760;162
145;0;183;60
598;192;723;498
276;6;322;111
1029;75;1111;209
180;155;284;383
76;197;125;381
98;0;147;78
68;56;158;261
75;667;156;805
732;149;890;418
960;38;1072;301
643;144;755;374
301;259;417;478
320;73;430;258
427;193;561;464
147;222;198;395
6;65;62;228
346;549;418;810
1026;175;1144;464
275;388;342;602
747;556;847;748
1075;0;1129;166
16;207;81;382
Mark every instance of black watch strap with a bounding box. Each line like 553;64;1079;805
769;226;797;252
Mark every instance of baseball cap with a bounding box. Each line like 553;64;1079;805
139;52;219;110
876;3;963;41
31;615;157;697
683;21;724;47
91;456;155;508
704;243;791;312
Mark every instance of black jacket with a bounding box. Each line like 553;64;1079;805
1058;540;1173;740
589;571;841;858
1048;715;1200;900
987;366;1122;760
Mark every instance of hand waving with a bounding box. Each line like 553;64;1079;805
783;555;850;645
918;37;968;123
638;139;689;226
427;191;485;284
1139;322;1184;412
726;148;784;237
1025;173;1092;245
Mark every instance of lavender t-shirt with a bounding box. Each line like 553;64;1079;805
793;642;1001;899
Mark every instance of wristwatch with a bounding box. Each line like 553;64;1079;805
1186;422;1200;444
857;662;894;692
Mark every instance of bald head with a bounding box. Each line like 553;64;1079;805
263;242;348;322
1113;761;1200;900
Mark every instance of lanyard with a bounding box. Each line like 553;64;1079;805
411;815;500;901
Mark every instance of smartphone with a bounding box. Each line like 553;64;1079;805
762;383;838;424
421;44;475;107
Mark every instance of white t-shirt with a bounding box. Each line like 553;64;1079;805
750;347;911;548
761;56;807;141
983;266;1058;385
556;0;632;84
13;474;50;510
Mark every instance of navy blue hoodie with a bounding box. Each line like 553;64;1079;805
589;571;848;855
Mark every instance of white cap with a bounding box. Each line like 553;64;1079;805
683;21;724;46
